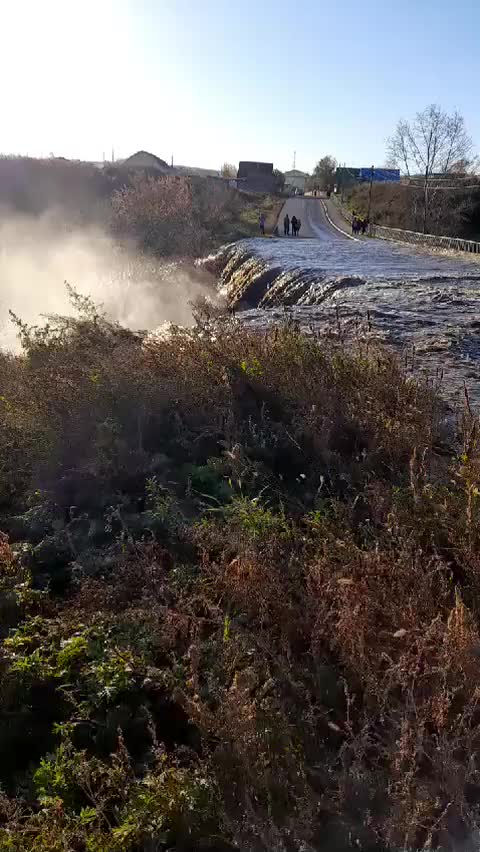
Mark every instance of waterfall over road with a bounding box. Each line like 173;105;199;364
204;200;480;407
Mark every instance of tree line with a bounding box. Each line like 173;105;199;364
387;104;476;232
220;106;478;237
312;104;478;236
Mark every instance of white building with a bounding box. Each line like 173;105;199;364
284;169;309;194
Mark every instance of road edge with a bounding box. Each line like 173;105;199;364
321;201;359;242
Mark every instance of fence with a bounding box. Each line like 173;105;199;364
369;223;480;254
330;196;480;255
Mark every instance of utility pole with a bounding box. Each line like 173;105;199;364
367;164;375;223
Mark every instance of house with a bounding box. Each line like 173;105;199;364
284;169;308;194
237;161;277;194
335;167;360;192
112;152;239;189
121;151;171;174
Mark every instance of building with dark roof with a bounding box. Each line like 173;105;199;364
237;161;276;193
121;151;171;173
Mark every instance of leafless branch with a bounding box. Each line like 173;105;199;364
387;104;473;232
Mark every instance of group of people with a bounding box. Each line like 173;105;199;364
351;215;369;236
261;211;303;238
283;213;301;237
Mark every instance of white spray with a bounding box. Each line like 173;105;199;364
0;210;217;351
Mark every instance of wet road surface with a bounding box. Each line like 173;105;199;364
277;197;351;241
213;214;480;407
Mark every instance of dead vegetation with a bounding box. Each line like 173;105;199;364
0;156;282;256
347;181;480;239
0;295;480;850
111;174;266;255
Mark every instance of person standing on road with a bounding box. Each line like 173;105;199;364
297;218;302;236
259;213;266;235
291;215;298;236
284;213;290;236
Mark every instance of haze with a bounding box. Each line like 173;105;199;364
2;0;478;172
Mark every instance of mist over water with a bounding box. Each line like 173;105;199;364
6;207;480;409
0;211;215;351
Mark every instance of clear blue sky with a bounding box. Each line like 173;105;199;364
2;0;478;173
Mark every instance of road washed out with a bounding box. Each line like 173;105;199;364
204;237;480;407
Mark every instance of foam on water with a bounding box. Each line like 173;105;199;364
205;237;480;407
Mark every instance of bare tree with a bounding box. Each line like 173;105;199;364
387;104;472;232
221;162;237;178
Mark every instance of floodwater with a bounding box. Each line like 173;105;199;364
208;236;480;408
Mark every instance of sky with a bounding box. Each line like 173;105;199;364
2;0;479;173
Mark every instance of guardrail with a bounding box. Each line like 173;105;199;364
370;224;480;254
330;196;480;255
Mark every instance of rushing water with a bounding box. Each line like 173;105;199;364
205;236;480;407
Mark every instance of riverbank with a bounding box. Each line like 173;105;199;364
1;302;480;850
345;180;480;242
237;192;285;238
331;194;480;259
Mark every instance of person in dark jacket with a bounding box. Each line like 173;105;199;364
259;213;266;235
291;215;298;236
284;213;290;236
296;218;302;236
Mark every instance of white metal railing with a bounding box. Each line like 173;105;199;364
370;223;480;254
330;196;480;254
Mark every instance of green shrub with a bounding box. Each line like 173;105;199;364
0;302;479;850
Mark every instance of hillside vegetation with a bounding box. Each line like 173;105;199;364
0;296;479;850
346;181;480;239
0;156;282;255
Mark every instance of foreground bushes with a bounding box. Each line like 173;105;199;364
1;298;480;849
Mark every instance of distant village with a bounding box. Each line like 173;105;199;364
102;150;309;195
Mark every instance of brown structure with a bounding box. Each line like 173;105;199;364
121;151;171;174
237;161;276;194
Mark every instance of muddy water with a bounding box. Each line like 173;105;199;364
205;237;480;408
